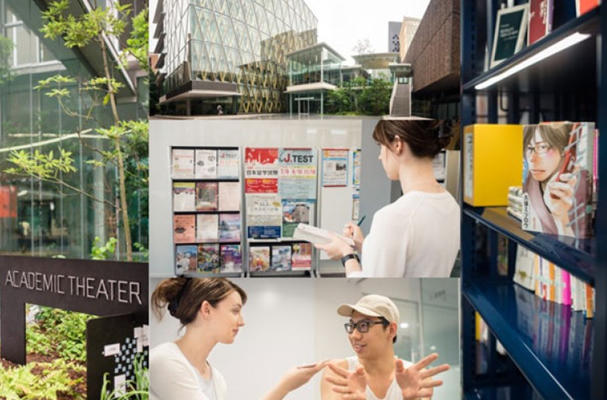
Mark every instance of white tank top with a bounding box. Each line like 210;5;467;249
346;356;413;400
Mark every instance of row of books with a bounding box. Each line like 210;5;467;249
474;285;593;382
249;243;312;272
173;181;240;212
173;214;240;243
514;245;595;318
176;244;242;274
172;148;239;179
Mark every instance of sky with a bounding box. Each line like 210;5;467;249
149;0;431;64
304;0;430;63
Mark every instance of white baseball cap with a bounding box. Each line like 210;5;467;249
337;294;400;325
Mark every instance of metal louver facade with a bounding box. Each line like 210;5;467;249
161;0;317;113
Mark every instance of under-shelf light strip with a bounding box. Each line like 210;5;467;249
475;32;591;90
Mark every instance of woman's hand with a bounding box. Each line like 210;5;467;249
314;233;354;260
343;222;364;253
264;361;329;400
325;363;366;400
396;354;450;400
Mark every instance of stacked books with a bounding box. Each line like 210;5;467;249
507;186;523;221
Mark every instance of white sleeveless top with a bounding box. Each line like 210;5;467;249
346;356;413;400
150;342;227;400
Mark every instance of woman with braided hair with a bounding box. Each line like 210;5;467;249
150;277;328;400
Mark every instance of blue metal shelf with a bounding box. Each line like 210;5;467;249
463;6;600;92
463;278;592;400
463;205;595;284
464;383;534;400
461;0;607;397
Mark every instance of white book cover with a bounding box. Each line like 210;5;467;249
173;182;196;212
512;245;535;291
218;181;241;211
218;149;240;179
172;149;194;179
197;214;218;242
195;149;217;179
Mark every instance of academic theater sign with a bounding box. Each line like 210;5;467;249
0;256;148;398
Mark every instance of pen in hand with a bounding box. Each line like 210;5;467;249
357;215;366;226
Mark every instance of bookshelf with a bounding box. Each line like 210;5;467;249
460;1;606;399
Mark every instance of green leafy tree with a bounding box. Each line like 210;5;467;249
5;0;149;260
0;34;13;85
358;77;392;116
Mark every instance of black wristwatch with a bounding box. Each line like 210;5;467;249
341;253;360;267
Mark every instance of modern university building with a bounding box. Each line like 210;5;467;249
153;0;318;115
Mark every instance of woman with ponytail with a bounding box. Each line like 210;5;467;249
316;118;461;277
149;277;327;400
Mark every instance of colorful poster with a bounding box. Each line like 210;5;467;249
282;199;314;238
321;149;349;187
217;149;240;179
352;149;361;189
245;148;279;179
245;178;278;193
270;245;292;272
245;148;279;194
291;243;312;270
197;244;220;272
172;149;194;179
246;194;282;239
528;0;553;45
249;246;270;272
175;245;197;274
195;149;217;179
220;245;242;273
278;148;317;199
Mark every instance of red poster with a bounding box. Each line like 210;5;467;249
0;186;17;218
245;178;278;193
245;147;279;180
577;0;599;16
528;0;552;45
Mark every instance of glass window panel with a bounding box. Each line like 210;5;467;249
16;25;36;65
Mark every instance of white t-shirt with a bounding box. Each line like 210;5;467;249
346;356;413;400
352;190;460;278
150;342;227;400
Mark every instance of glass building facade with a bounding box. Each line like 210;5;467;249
286;43;345;115
0;0;147;259
157;0;318;114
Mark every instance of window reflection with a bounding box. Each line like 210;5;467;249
0;0;147;259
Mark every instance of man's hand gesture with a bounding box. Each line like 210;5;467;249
396;353;450;400
325;363;367;400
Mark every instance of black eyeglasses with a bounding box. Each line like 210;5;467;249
344;319;388;334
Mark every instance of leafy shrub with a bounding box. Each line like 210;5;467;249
27;306;95;362
0;358;85;400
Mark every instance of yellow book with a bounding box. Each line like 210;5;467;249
463;124;523;206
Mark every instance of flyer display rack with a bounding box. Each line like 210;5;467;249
171;146;245;278
460;1;606;399
243;147;318;277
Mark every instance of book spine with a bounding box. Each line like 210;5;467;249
560;269;572;306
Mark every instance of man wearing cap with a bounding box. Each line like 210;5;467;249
321;294;449;400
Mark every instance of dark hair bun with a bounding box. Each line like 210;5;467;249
373;119;452;159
